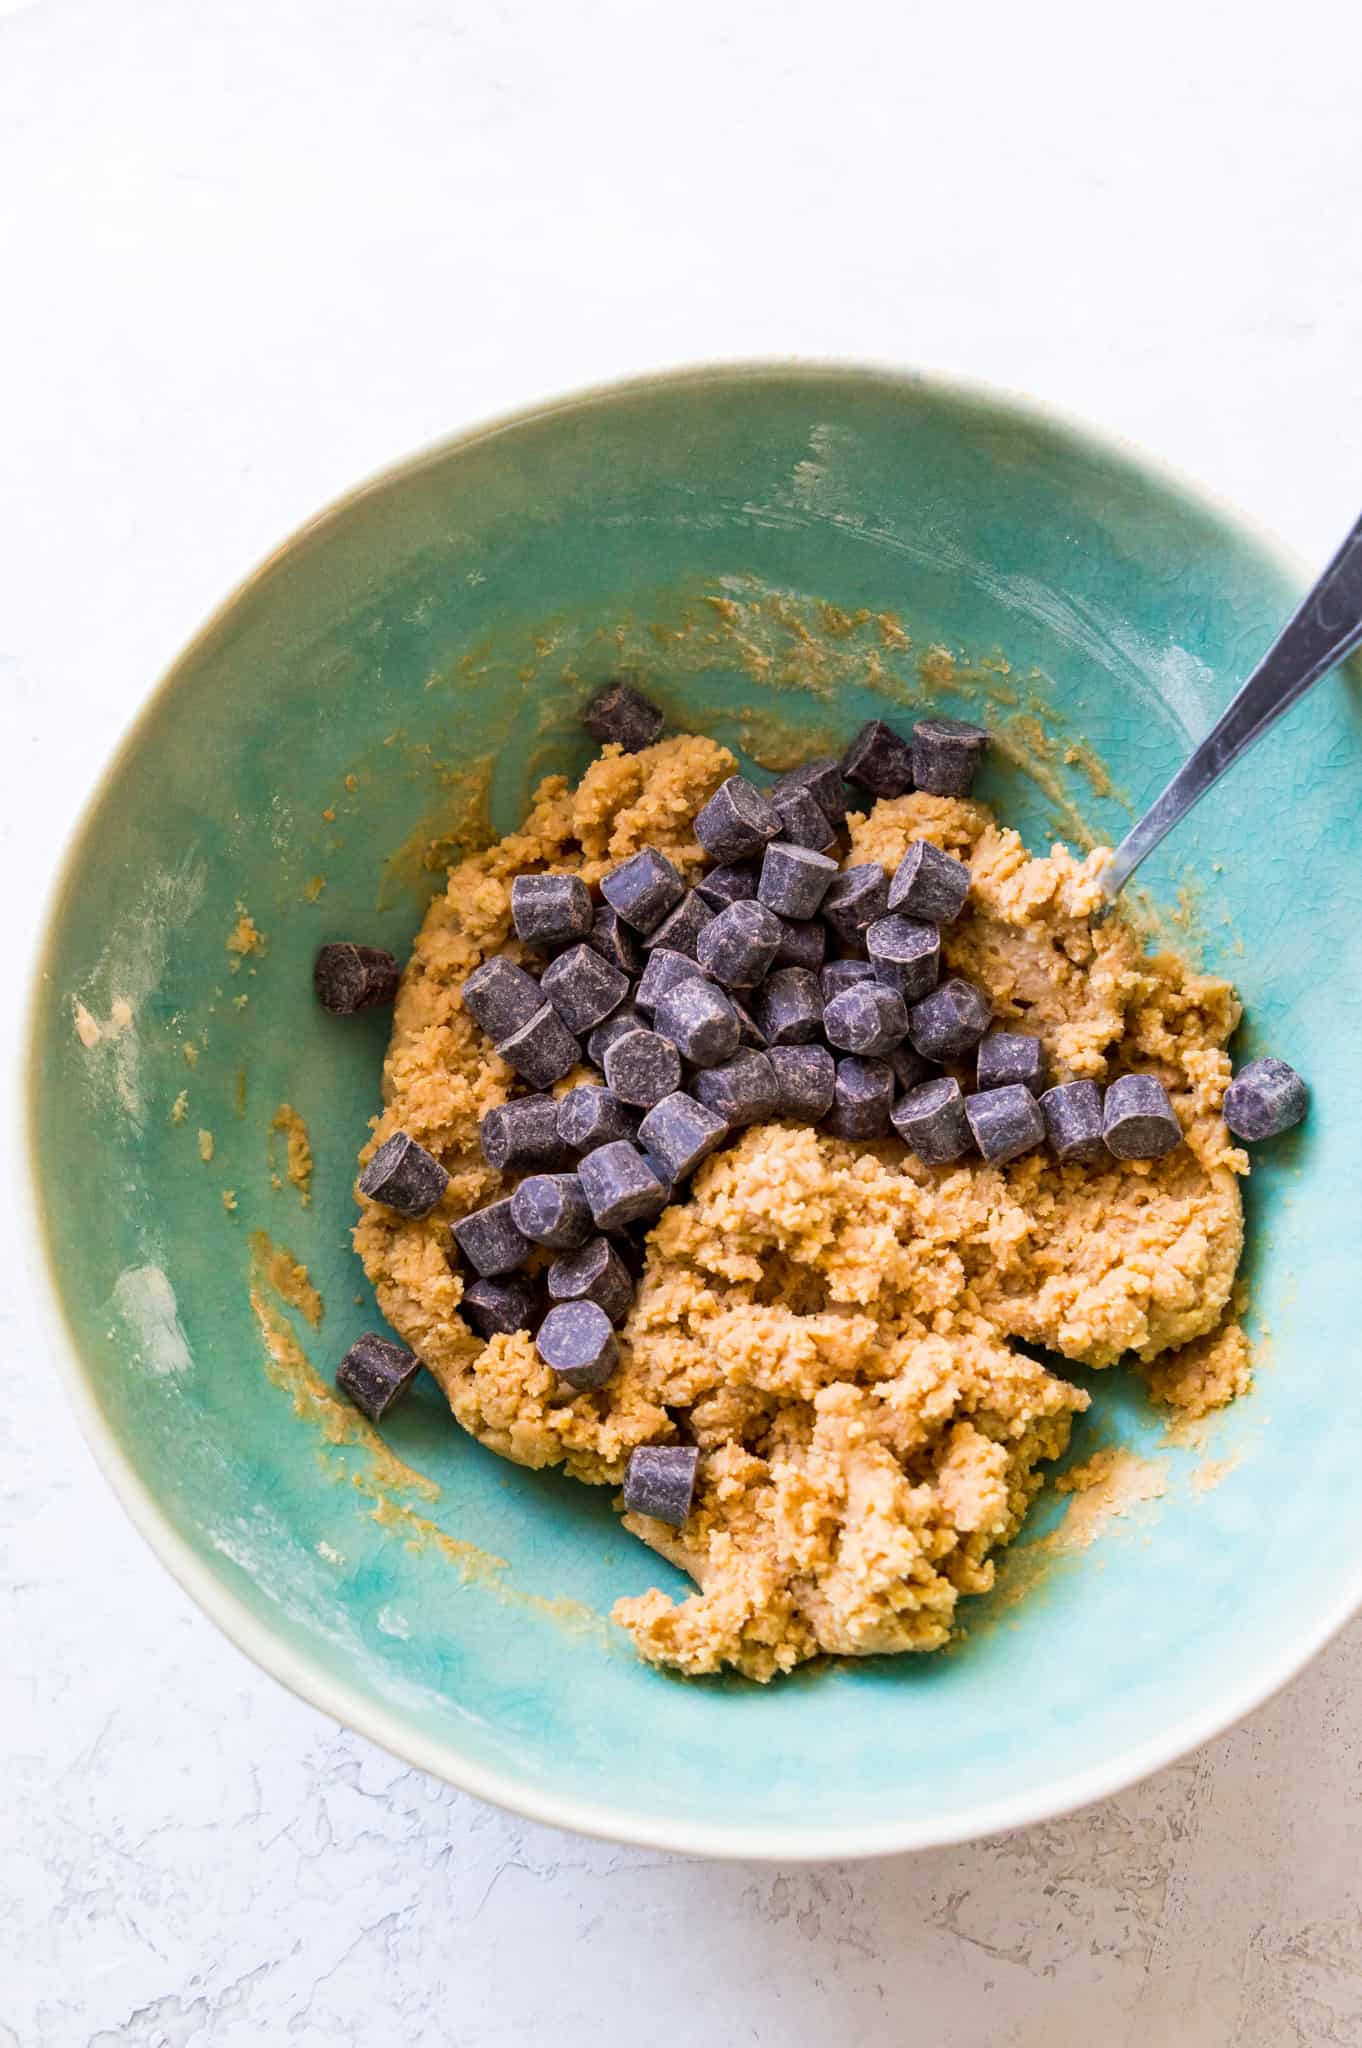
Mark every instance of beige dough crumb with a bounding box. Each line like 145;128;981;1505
197;1129;214;1163
171;1090;188;1125
226;907;265;970
271;1103;314;1206
1052;1448;1169;1551
221;1189;238;1214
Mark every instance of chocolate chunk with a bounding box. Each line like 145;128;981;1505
912;715;990;797
510;1172;593;1250
822;864;890;944
889;1042;937;1093
696;899;783;989
693;1050;780;1127
1224;1057;1309;1141
772;916;828;971
480;1094;574;1173
359;1131;449;1218
451;1196;530;1276
823;981;909;1057
582;678;665;753
821;957;876;1003
966;1083;1045;1165
823;1055;896;1139
547;1236;634;1324
1102;1074;1182;1160
314;943;401;1015
866;914;941;1000
600;846;685;934
462;1272;542;1339
536;1300;619;1390
587;1004;643;1068
603;1027;683;1108
540;942;629;1036
694;776;781;862
644;889;714;961
694;860;759;911
1040;1080;1105;1164
461;956;543;1040
771;781;838;852
586;903;644;979
773;756;849;829
841;719;914;799
758;841;839;920
624;1444;699;1526
887;840;972;924
752;966;824;1047
891;1076;973;1163
336;1333;421;1420
907;978;991;1061
510;871;593;948
768;1042;837;1121
577;1140;670;1230
976;1030;1048;1096
632;947;695;1018
556;1083;641;1154
730;996;769;1049
496;1004;581;1089
653;977;741;1068
637;1090;729;1181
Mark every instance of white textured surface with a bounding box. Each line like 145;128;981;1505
4;1;1362;2040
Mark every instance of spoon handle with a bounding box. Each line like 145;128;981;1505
1099;510;1362;905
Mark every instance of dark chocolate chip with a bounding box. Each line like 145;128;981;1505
772;782;838;852
556;1083;641;1155
600;846;685;934
758;841;839;920
976;1030;1049;1096
624;1444;699;1526
823;1055;896;1139
891;1076;973;1164
547;1237;634;1324
314;943;401;1015
653;977;741;1068
637;1090;729;1181
693;776;781;862
603;1027;683;1108
540;942;629;1036
536;1300;619;1390
752;966;824;1047
768;1042;837;1121
460;956;543;1040
692;1050;780;1127
496;1004;581;1089
823;981;909;1057
359;1131;450;1218
1102;1075;1182;1160
451;1196;530;1277
886;840;972;924
336;1333;422;1420
841;719;914;798
644;889;714;961
510;1173;594;1250
912;716;990;797
965;1084;1045;1165
866;914;941;1000
633;947;697;1018
696;899;783;989
510;871;593;948
730;995;769;1049
462;1272;542;1339
587;1004;644;1068
889;1042;937;1093
908;978;992;1061
1223;1057;1309;1141
773;756;849;829
694;860;759;911
822;863;890;944
820;957;877;1003
1040;1080;1106;1164
582;678;665;753
586;903;644;979
772;916;828;971
480;1094;574;1173
577;1140;670;1230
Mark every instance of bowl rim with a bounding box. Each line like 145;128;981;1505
24;355;1358;1863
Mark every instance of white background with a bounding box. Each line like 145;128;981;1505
4;2;1362;2042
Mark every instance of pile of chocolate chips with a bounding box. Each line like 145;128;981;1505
320;681;1310;1530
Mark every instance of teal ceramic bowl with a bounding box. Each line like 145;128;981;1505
27;365;1362;1859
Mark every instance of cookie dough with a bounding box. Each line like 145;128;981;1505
354;736;1248;1680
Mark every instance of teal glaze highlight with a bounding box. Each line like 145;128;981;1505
26;365;1362;1859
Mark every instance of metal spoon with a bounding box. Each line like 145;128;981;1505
1096;509;1362;913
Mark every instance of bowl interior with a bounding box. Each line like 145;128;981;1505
30;366;1362;1855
